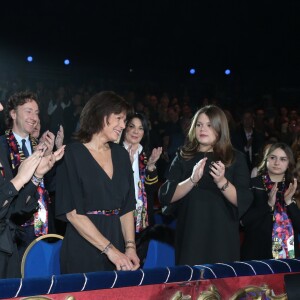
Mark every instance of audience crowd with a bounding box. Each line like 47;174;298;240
0;71;300;278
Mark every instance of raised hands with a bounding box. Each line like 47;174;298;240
39;130;55;156
147;147;162;171
11;148;45;190
147;147;162;165
55;125;64;149
284;178;297;205
268;183;278;207
190;157;207;184
34;146;66;178
209;160;226;185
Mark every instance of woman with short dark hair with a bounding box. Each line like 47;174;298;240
56;91;140;273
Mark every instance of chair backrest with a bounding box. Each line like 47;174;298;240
143;239;175;269
21;234;63;278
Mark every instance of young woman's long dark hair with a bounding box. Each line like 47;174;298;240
181;105;235;166
119;112;151;155
257;142;295;185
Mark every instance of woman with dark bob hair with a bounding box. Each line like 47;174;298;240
56;91;140;273
159;105;253;265
241;143;299;260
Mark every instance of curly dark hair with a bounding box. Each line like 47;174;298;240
5;91;39;128
74;91;132;143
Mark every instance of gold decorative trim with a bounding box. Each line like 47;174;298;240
145;176;158;184
65;296;76;300
229;284;287;300
170;291;183;300
170;291;192;300
197;285;221;300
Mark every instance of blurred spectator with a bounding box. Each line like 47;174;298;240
63;92;83;143
162;106;185;164
48;86;70;133
280;119;299;146
232;110;265;170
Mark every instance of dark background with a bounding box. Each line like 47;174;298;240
1;0;300;87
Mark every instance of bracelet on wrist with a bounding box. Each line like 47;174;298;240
34;173;43;180
125;240;136;245
101;242;112;254
31;174;43;185
219;180;229;192
189;176;198;187
125;245;136;250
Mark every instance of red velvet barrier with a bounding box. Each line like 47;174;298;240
10;272;298;300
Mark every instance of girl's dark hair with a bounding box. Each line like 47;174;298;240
257;142;295;185
75;91;131;143
119;112;150;154
181;105;234;166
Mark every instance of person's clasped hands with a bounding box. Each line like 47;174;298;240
105;243;140;271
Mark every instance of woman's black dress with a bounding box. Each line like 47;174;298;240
159;150;252;265
56;142;135;273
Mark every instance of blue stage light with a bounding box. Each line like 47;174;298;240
225;69;231;75
27;56;33;62
190;68;196;75
64;59;70;65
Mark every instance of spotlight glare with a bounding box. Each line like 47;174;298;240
225;69;231;75
189;68;196;75
64;59;70;65
27;56;33;62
